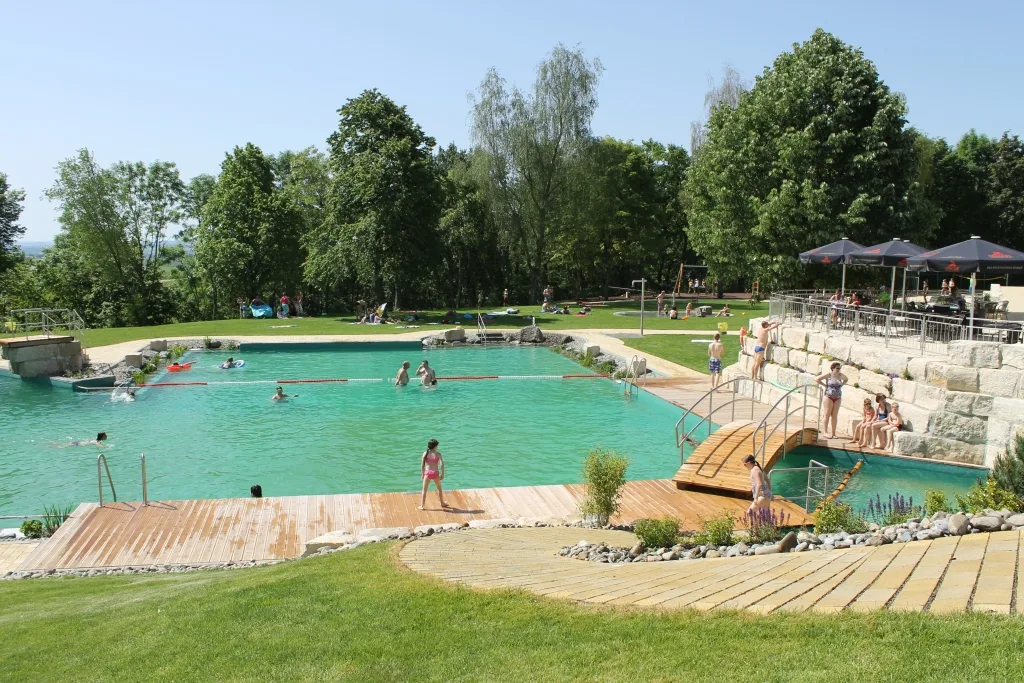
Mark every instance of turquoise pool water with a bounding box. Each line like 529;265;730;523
771;447;983;512
0;344;690;516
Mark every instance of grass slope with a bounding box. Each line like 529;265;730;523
7;299;766;348
1;543;1022;682
624;333;742;375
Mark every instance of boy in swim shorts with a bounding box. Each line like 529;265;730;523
707;333;724;388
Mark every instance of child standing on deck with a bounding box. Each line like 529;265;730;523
419;439;451;510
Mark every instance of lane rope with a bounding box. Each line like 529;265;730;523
115;374;610;388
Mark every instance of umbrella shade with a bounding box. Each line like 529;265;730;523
906;237;1024;274
798;237;865;265
846;238;927;267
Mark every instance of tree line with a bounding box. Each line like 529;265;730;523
1;30;1022;328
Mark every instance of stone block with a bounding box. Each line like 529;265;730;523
1000;344;1024;370
915;383;944;410
768;346;789;366
926;364;979;392
805;353;822;374
781;327;808;350
302;530;356;557
891;378;916;404
776;366;800;389
895;403;929;432
987;397;1024;424
584;345;600;358
838;364;860;387
444;327;467;342
807;333;827;355
929;412;987;444
983;418;1024;467
149;339;168;352
857;370;891;397
876;351;912;377
891;432;928;457
978;368;1022;399
124;353;144;369
892;432;985;465
823;337;853;362
788;350;807;372
948;340;1001;369
906;357;935;382
762;363;780;385
941;391;994;417
849;345;880;373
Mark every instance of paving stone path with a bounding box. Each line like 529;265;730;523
400;527;1024;614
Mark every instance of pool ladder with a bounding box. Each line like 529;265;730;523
623;354;646;398
97;453;149;507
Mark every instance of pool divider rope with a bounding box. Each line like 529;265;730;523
95;373;612;389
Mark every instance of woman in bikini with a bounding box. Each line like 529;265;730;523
742;455;772;514
879;403;904;450
849;398;875;445
418;438;451;510
816;362;848;439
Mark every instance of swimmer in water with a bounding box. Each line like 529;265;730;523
63;432;108;447
395;361;410;386
416;360;437;386
271;386;297;401
220;357;236;369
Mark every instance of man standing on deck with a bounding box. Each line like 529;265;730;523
751;320;781;381
708;333;724;388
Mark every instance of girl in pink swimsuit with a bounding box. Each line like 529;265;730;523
419;438;451;510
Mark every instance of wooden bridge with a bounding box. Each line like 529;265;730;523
674;420;819;495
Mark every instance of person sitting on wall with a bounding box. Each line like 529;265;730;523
669;305;679;320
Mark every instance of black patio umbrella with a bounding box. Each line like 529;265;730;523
798;237;865;296
847;238;928;314
907;236;1024;338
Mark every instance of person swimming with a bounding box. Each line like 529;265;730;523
64;432;108;447
271;386;297;401
220;357;237;369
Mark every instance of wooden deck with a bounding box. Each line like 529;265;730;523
674;421;819;494
17;480;812;571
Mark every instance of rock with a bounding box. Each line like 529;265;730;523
629;542;644;557
835;539;853;549
896;530;913;543
726;542;749;558
685;548;702;560
778;531;798;553
662;551;679;561
1006;513;1024;527
413;525;435;537
794;542;809;552
754;546;780;556
931;511;948;520
356;526;412;542
970;516;1002;532
518;325;545;343
915;531;934;542
947;513;970;535
797;531;820;545
467;518;517;530
302;530;356;557
704;550;721;559
1001;523;1014;531
645;555;663;562
948;340;1002;369
865;535;891;547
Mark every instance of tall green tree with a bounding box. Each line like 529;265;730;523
685;29;917;290
988;133;1024;248
198;144;303;302
471;44;603;301
309;90;441;306
0;172;26;275
45;150;184;325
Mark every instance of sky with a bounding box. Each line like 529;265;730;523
3;0;1023;241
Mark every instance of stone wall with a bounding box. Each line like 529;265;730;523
721;319;1024;468
1;340;83;379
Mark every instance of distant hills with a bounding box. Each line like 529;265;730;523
16;240;190;258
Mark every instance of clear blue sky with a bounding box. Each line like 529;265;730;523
4;0;1022;241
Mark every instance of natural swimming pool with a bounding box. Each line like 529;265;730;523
0;343;692;516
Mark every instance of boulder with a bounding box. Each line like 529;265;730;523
948;340;1001;369
726;542;749;558
302;530;356;556
947;513;970;536
1006;513;1024;527
979;368;1022;399
704;550;721;559
794;542;809;552
518;326;545;343
629;542;644;557
778;531;798;553
443;327;467;342
865;535;891;547
357;527;412;542
969;516;1002;532
754;545;780;556
941;391;994;417
149;339;168;352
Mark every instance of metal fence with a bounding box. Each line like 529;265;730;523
3;308;87;343
768;293;1022;356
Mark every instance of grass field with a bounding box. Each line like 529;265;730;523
4;299;765;348
624;333;742;375
1;542;1021;682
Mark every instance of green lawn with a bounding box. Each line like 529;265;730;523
6;299;765;348
625;333;742;375
0;543;1020;682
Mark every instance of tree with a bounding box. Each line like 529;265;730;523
471;44;603;302
684;30;917;291
310;90;441;306
198;143;303;302
45;150;184;325
987;133;1024;248
689;65;748;156
0;172;26;275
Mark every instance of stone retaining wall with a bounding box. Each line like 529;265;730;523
722;319;1024;467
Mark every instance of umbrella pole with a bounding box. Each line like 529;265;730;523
841;264;847;298
901;269;907;311
888;266;896;317
969;272;976;340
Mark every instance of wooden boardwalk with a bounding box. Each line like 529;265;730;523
401;527;1024;615
674;421;819;494
16;480;812;571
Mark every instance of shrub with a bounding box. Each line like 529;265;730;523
20;519;42;538
993;435;1024;501
923;489;951;516
814;499;867;534
578;448;629;525
168;344;189;361
955;478;1022;514
633;518;680;549
745;507;790;544
693;513;735;547
41;503;74;536
861;492;922;526
203;336;214;349
132;370;147;385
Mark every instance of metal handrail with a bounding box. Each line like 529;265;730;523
750;382;823;467
675;377;761;452
768;459;830;512
623;355;640;398
97;454;116;507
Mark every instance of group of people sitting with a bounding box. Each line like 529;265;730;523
244;293;304;319
815;362;904;450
